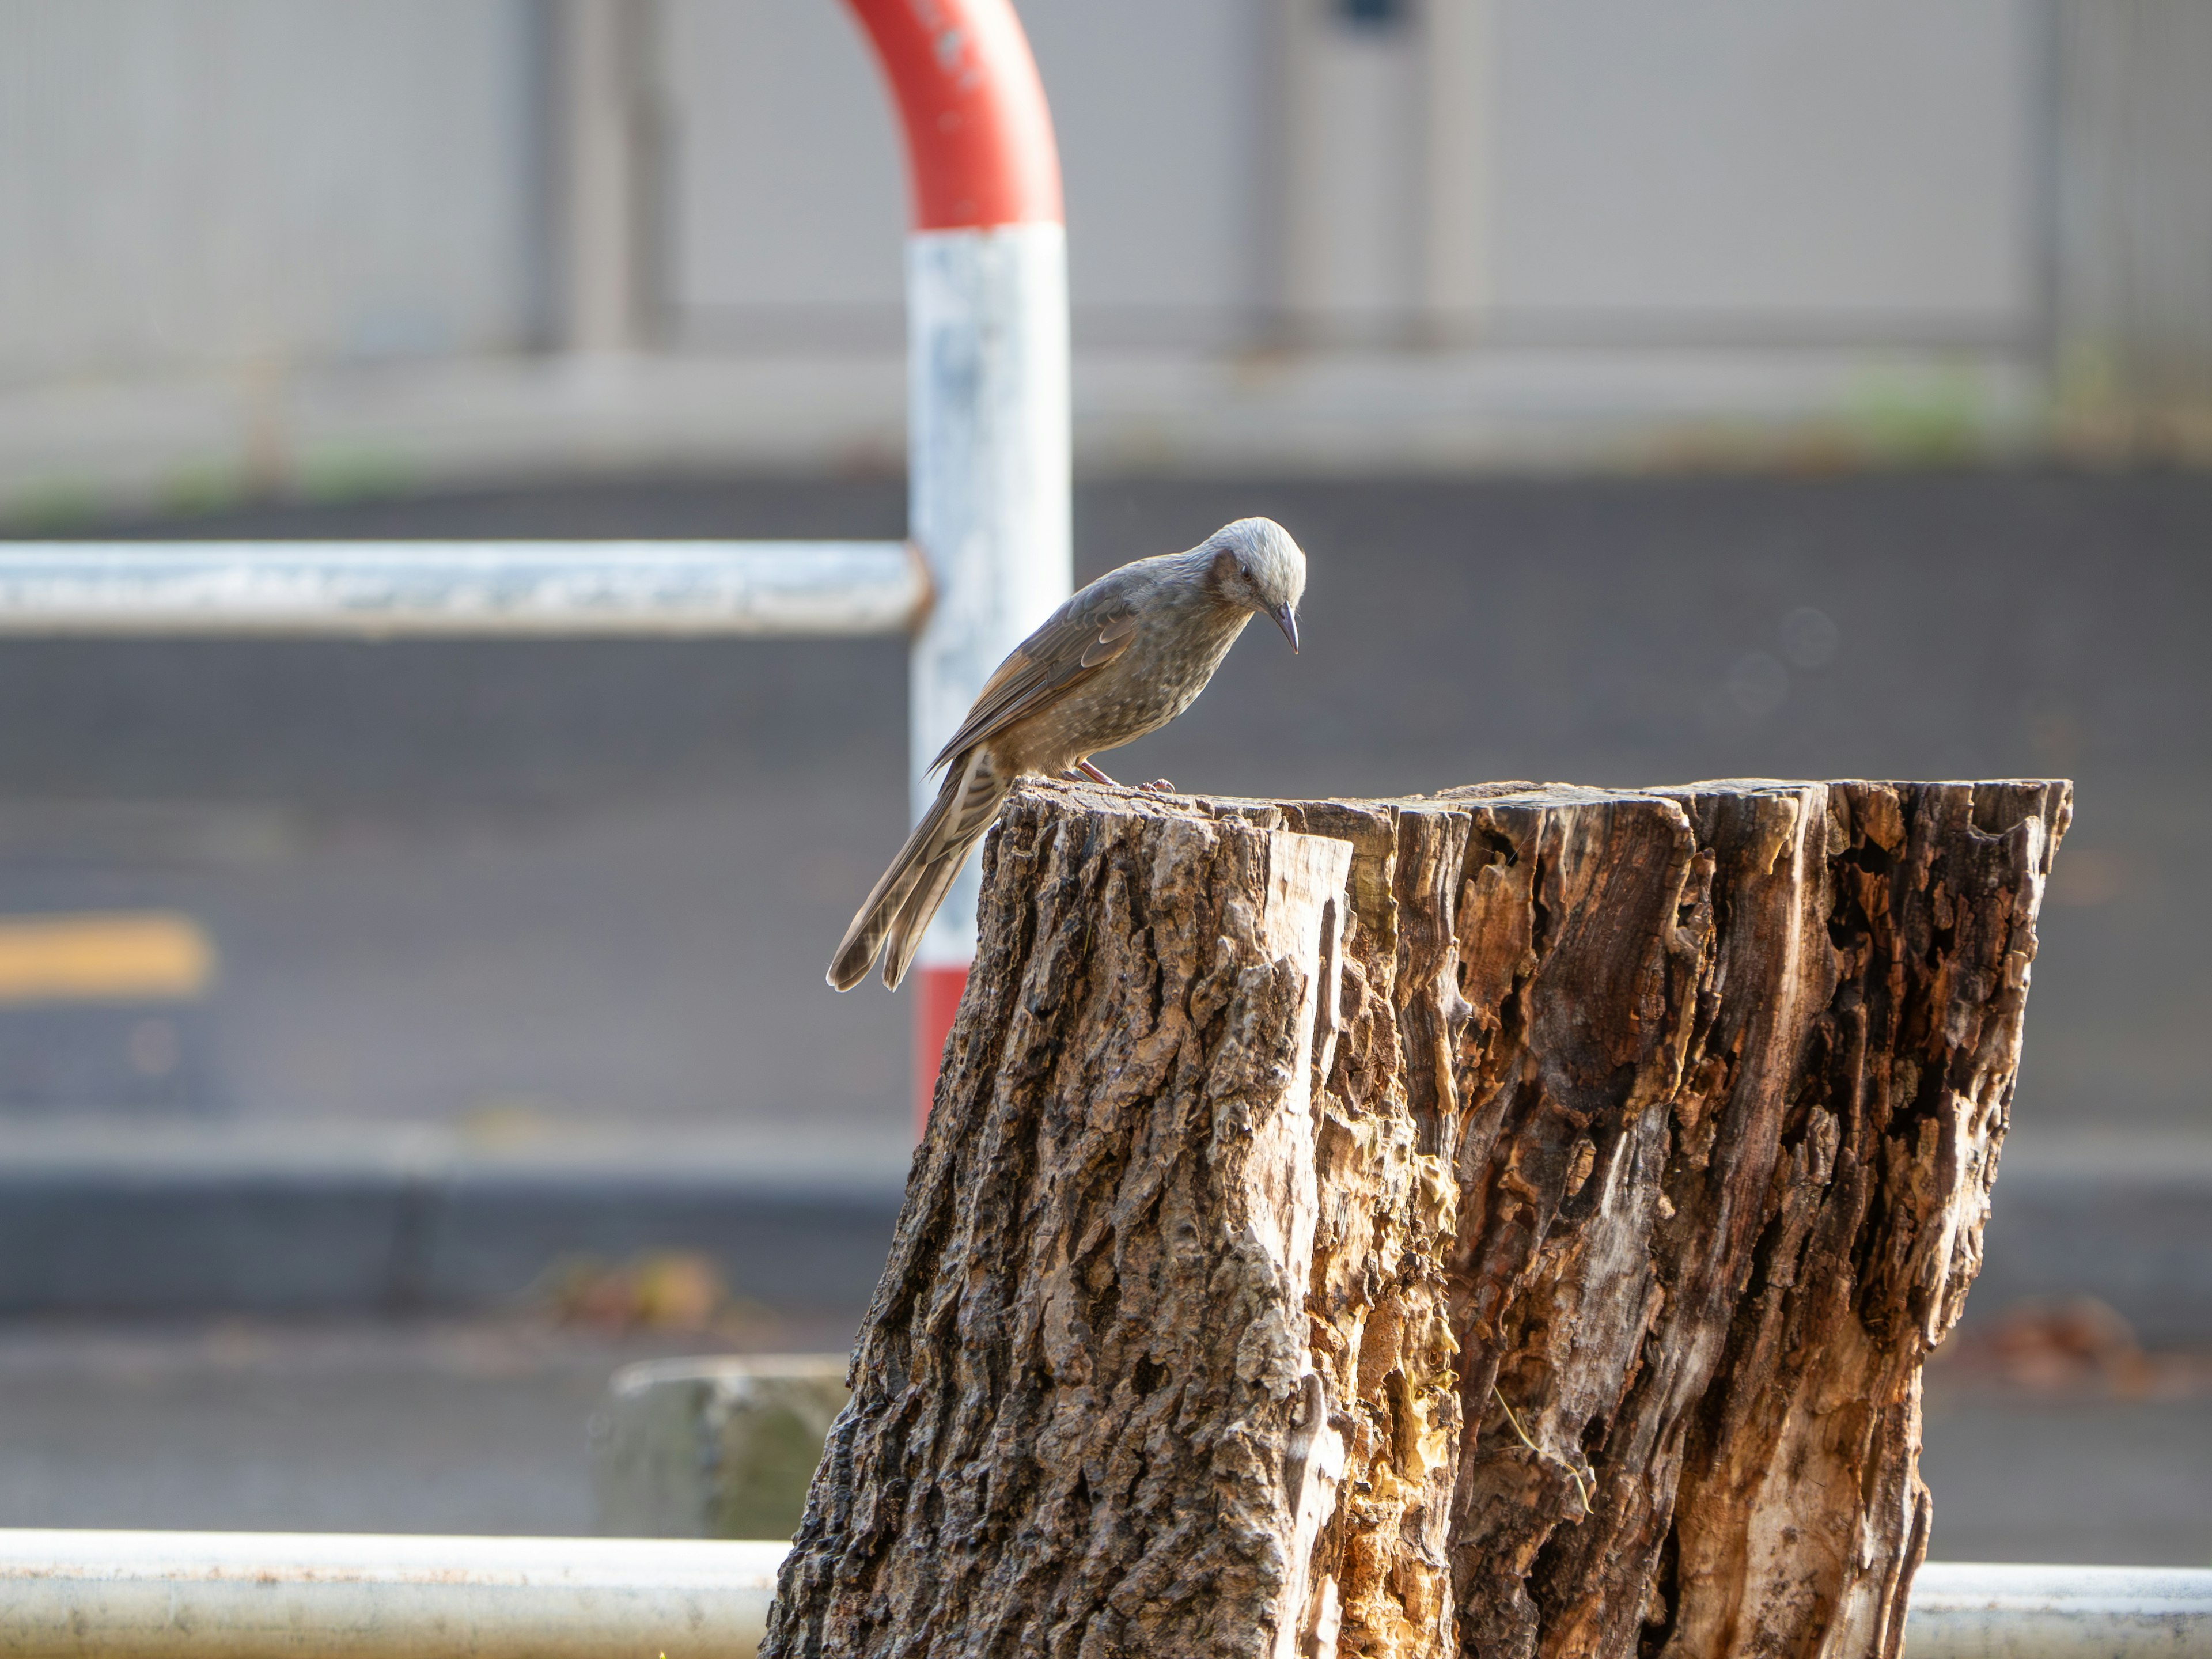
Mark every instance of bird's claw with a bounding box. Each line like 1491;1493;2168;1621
1071;761;1173;794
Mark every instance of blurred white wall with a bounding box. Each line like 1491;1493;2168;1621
662;0;900;345
0;0;2203;505
664;0;1274;351
1486;1;2034;340
1022;0;1276;346
665;0;2035;350
2052;0;2212;426
0;0;539;383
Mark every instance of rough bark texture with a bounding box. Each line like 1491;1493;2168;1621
763;778;2068;1659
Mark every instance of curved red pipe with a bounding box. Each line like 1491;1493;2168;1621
843;0;1063;230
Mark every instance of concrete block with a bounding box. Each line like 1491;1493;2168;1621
592;1354;849;1540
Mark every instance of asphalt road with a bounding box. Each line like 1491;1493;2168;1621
0;1319;2203;1565
1;468;2204;1145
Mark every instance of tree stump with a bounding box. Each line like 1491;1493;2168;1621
764;778;2068;1659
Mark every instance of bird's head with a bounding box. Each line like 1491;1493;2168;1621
1205;517;1306;653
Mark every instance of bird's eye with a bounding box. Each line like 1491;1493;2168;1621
1237;562;1251;581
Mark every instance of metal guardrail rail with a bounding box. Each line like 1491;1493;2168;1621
0;541;925;636
0;1530;786;1658
1906;1562;2212;1657
0;1535;2202;1658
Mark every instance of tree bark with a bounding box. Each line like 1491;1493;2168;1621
763;778;2068;1659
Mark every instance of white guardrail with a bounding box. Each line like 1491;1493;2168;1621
1907;1563;2212;1657
0;543;926;637
0;1536;2200;1658
0;1531;786;1658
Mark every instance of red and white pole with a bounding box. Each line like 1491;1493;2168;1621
843;0;1071;1128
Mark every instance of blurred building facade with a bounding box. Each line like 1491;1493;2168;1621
1;0;2207;513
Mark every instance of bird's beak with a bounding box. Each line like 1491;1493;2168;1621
1270;602;1300;654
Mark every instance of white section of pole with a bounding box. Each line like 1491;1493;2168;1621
0;541;923;636
1904;1562;2212;1657
0;1529;784;1658
905;222;1073;971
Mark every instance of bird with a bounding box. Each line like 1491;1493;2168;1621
828;516;1306;991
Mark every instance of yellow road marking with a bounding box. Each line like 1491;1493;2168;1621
0;911;215;1003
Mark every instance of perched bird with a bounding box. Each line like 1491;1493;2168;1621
828;516;1306;991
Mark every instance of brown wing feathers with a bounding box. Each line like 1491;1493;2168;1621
928;594;1138;771
830;588;1139;991
1081;612;1137;666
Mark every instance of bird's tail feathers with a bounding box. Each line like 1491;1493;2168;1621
825;746;1009;992
879;843;969;991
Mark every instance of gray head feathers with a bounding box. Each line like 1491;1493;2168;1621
1203;516;1306;652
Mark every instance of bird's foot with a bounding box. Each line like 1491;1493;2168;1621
1073;761;1173;794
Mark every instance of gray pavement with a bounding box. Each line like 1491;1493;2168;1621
0;1318;859;1537
1919;1386;2212;1567
0;1318;2203;1566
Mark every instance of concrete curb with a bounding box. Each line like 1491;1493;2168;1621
0;1127;908;1316
0;1127;2203;1333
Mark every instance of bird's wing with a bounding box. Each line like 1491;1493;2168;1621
929;584;1141;771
